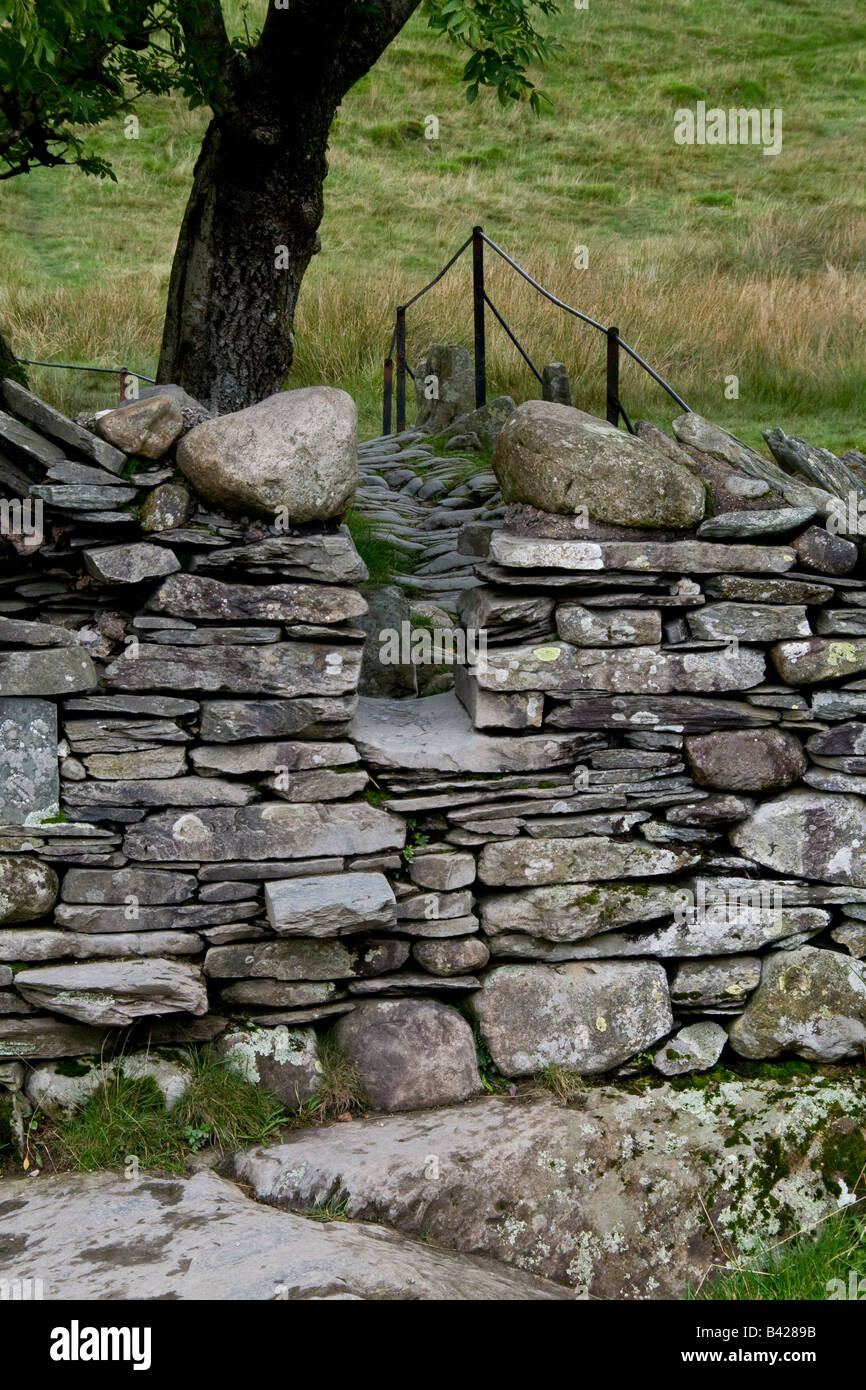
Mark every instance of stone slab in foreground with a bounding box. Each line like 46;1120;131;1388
0;1169;567;1300
225;1081;866;1299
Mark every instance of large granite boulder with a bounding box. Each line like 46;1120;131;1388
334;998;481;1112
469;960;672;1075
177;387;358;521
728;947;866;1061
492;402;706;526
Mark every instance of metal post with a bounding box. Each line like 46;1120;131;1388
395;307;407;434
119;368;129;403
606;326;621;426
472;225;486;409
383;357;394;436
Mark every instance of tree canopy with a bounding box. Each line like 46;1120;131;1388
0;0;561;181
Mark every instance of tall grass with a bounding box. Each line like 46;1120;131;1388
0;0;863;448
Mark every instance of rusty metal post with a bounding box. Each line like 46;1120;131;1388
119;368;129;403
606;326;620;426
472;226;486;409
395;307;407;433
383;356;394;436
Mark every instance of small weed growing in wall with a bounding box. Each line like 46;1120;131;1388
310;1031;368;1122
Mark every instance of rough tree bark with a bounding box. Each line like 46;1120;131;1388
158;0;421;414
0;327;28;387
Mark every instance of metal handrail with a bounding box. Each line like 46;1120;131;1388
383;225;692;434
10;358;156;403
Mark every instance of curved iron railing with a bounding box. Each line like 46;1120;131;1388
382;226;692;435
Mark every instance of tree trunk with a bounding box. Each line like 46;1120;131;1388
157;103;332;414
0;326;28;387
157;0;421;415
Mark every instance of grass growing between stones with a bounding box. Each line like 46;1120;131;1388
309;1031;367;1123
345;508;416;584
694;1207;866;1301
20;1050;289;1176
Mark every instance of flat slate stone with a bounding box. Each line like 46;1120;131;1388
453;667;543;729
687;602;811;643
2;378;126;473
124;801;405;862
54;902;257;932
199;696;355;741
475;642;765;694
481;882;683;940
696;507;815;538
0;407;65;466
489;531;796;574
63;718;192;753
103;641;362;697
546;694;778;732
555;604;661;646
771;637;866;685
815;610;866;636
0;1167;565;1300
148;572;367;624
477;836;700;886
64;694;199;716
15;958;208;1026
31;484;137;510
0;617;79;647
0;698;59;826
62;776;258;808
84;542;180;584
0;648;96;697
701;574;834;604
141;625;282;646
352;692;599;773
0;1015;109;1058
61;867;196;905
81;747;187;780
189;740;358;776
191;528;368;584
265;872;396;937
204;936;410;981
0;928;201;961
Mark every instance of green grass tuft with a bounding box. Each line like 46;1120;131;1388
694;1208;866;1301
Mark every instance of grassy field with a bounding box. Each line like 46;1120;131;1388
0;0;864;447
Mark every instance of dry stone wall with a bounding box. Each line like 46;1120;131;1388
3;378;866;1119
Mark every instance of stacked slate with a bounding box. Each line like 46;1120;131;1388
4;382;866;1114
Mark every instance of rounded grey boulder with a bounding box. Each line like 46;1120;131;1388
728;947;866;1061
335;998;482;1112
492;401;706;527
177;386;358;521
0;855;58;924
684;728;807;791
